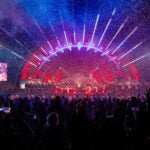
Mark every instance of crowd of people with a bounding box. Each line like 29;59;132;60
0;89;150;150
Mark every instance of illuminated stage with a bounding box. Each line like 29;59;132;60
20;76;150;97
20;43;149;96
0;0;149;95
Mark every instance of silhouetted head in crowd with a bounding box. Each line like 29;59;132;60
46;112;60;127
76;103;83;113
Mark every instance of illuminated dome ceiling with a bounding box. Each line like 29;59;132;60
0;0;150;87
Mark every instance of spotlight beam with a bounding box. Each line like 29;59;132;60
104;3;139;53
0;44;25;60
11;51;25;60
34;20;47;40
90;14;100;45
83;24;86;44
20;24;48;50
47;41;54;51
97;8;116;47
122;52;150;67
0;26;37;55
98;18;112;46
0;26;24;47
49;20;61;47
33;54;41;61
2;42;37;68
64;31;68;45
58;10;69;45
82;0;88;44
118;40;144;60
74;29;76;43
14;13;42;46
21;26;31;36
1;41;37;68
105;18;128;51
25;8;54;51
33;19;54;51
112;26;138;54
71;0;76;43
41;47;48;55
29;61;38;67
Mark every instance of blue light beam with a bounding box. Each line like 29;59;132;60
58;9;69;46
0;26;26;49
0;44;26;61
82;0;88;44
112;26;138;54
90;14;100;45
118;40;144;60
122;52;150;67
49;20;61;47
71;0;76;43
34;19;54;51
83;24;86;44
105;18;128;51
97;8;117;47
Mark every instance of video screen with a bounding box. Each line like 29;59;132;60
0;63;7;81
